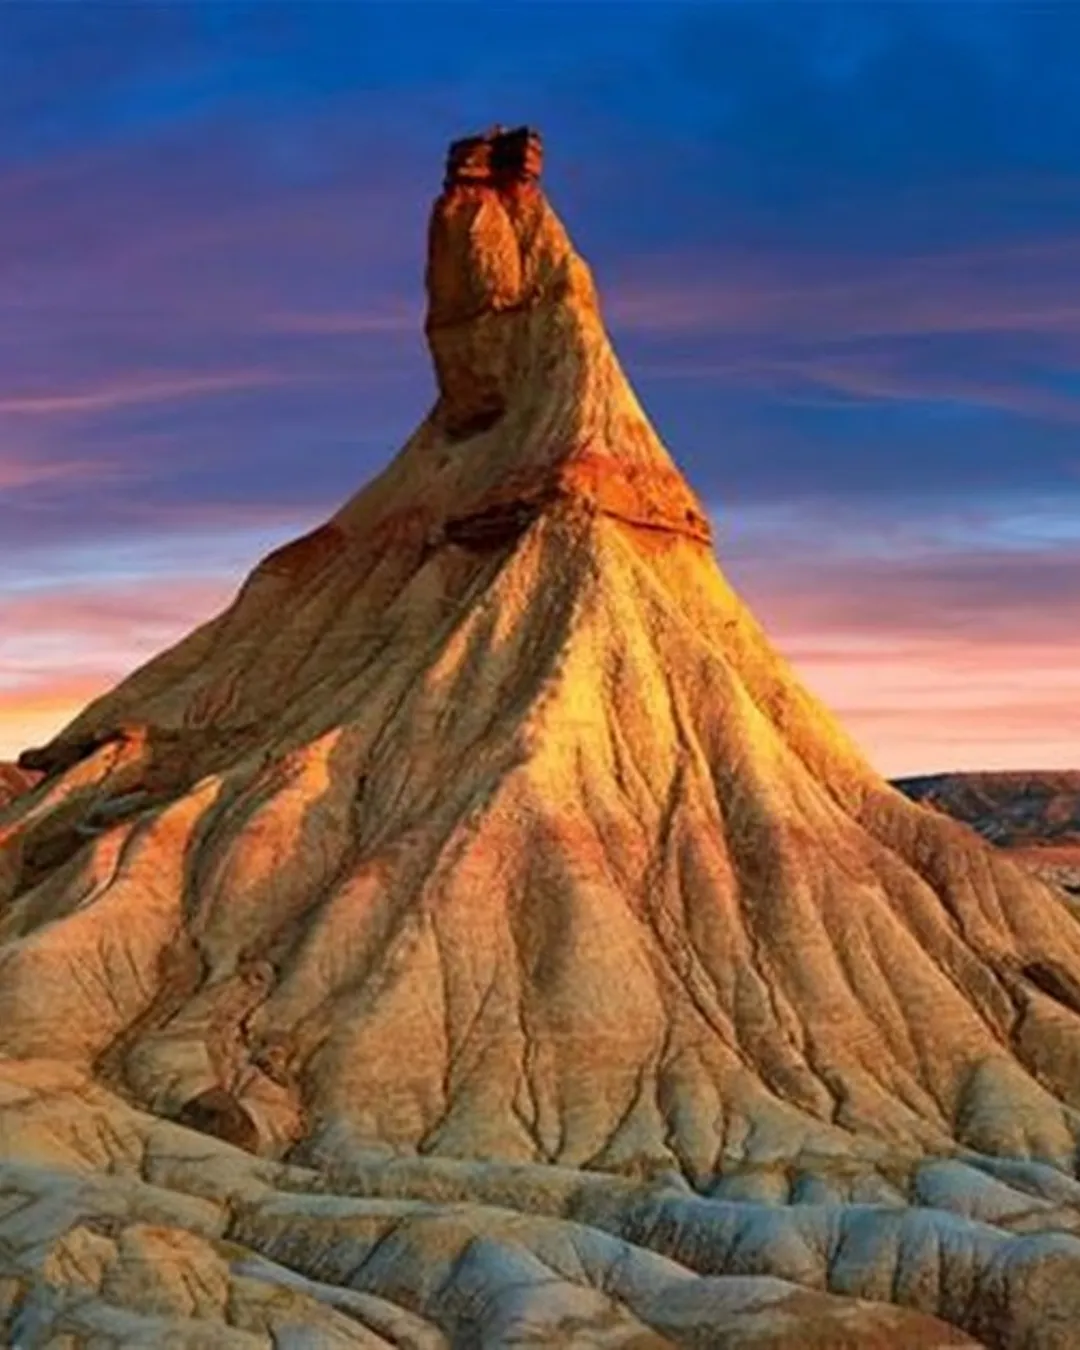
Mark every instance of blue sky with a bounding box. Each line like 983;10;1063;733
1;1;1078;773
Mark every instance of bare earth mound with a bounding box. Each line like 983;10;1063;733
3;128;1080;1347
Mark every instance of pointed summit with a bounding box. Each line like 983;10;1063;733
20;122;710;780
4;130;1080;1193
420;123;710;546
7;128;1080;1349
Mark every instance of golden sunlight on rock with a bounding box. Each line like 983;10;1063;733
2;128;1080;1347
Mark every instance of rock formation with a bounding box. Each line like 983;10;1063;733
3;127;1080;1346
0;761;39;811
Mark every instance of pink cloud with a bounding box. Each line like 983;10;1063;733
769;617;1080;775
0;455;107;490
738;550;1080;649
0;368;291;418
0;581;233;644
258;307;420;337
0;507;321;763
0;575;238;759
606;234;1080;342
730;541;1080;776
2;537;1076;777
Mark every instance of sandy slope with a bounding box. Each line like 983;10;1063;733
2;128;1080;1346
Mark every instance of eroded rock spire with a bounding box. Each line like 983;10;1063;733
425;124;565;438
3;130;1080;1345
423;124;712;544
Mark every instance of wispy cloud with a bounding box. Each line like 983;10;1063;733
639;351;1080;424
758;590;1080;775
259;308;419;337
607;235;1080;342
712;491;1080;774
0;6;1077;779
0;368;291;418
0;557;247;758
0;455;108;490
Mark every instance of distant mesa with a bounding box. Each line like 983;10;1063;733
894;770;1080;848
896;770;1080;894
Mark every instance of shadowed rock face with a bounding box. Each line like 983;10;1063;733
0;762;39;811
176;1086;261;1152
2;129;1080;1345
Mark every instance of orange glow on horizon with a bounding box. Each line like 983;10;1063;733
1;617;1075;777
0;679;111;761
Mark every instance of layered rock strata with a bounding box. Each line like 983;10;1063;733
3;127;1080;1345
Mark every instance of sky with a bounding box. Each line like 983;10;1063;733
1;0;1078;777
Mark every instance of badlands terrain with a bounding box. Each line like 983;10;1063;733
896;773;1080;896
1;128;1080;1346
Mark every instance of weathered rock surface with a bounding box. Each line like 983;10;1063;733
0;1059;1058;1347
0;762;39;812
3;127;1080;1344
896;772;1080;895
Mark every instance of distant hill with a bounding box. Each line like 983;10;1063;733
894;771;1080;892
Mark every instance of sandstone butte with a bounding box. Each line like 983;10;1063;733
1;128;1080;1349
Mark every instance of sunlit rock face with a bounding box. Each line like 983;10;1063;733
3;128;1080;1346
